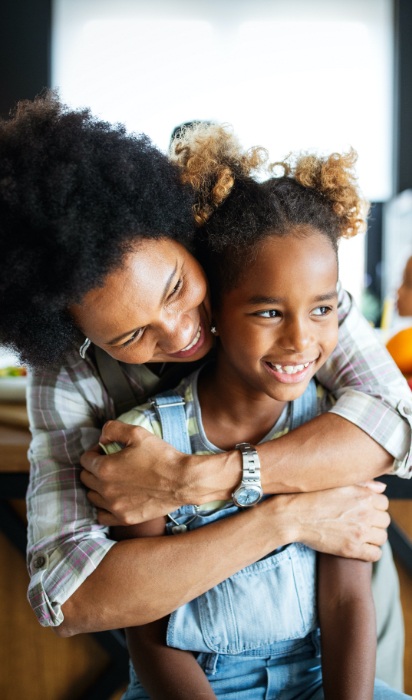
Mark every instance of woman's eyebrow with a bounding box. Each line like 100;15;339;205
106;261;179;345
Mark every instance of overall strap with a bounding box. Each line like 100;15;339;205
289;379;318;430
94;346;138;415
151;390;192;454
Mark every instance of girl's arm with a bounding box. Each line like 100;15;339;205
318;555;376;700
125;618;216;700
113;521;217;700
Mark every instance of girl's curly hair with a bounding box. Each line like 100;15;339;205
0;91;195;367
170;123;369;303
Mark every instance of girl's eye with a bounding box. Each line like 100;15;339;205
312;306;331;316
121;327;145;348
255;309;280;318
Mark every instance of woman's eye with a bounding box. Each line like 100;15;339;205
255;309;280;318
121;327;145;347
312;306;331;316
169;278;183;298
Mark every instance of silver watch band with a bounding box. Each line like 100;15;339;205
235;442;261;484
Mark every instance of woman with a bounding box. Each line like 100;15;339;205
0;94;409;687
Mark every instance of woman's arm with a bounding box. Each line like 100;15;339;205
81;288;412;525
318;555;376;700
57;484;388;636
84;413;392;525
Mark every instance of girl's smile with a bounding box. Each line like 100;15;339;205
70;238;213;364
263;359;317;384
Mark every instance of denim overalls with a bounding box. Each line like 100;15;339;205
122;379;410;699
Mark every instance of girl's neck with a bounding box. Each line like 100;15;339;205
197;360;287;450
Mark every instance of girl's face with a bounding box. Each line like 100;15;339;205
70;239;213;364
397;256;412;317
213;229;339;404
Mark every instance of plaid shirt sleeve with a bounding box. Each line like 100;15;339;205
317;285;412;477
25;348;123;627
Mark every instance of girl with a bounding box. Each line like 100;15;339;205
104;125;409;699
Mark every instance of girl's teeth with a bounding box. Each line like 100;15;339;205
181;326;201;352
272;362;310;374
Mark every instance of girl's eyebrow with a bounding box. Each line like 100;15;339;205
106;260;178;345
247;290;338;306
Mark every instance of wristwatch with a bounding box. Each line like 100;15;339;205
232;442;263;507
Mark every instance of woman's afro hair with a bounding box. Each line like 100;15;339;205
0;91;195;367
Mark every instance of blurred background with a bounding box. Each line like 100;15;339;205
0;1;412;698
3;0;412;323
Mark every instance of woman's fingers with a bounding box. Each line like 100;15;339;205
359;479;387;493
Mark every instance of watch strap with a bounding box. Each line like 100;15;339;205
235;442;261;484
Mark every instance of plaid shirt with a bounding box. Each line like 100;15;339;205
26;286;412;627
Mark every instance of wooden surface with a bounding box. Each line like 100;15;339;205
0;424;30;473
0;401;28;429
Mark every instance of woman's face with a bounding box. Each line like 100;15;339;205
70;239;213;364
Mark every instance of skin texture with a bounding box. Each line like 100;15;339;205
115;230;376;698
397;255;412;317
57;236;392;637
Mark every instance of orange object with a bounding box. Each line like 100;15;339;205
386;327;412;375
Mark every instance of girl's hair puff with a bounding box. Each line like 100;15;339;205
172;123;369;304
170;123;268;225
280;149;369;239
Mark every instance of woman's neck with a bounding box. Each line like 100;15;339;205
197;360;286;450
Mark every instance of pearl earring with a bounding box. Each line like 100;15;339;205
210;326;217;335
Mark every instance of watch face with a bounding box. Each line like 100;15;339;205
235;486;262;506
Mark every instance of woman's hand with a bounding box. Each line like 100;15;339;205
80;420;231;525
284;481;389;560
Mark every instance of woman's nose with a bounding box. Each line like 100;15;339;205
158;309;194;352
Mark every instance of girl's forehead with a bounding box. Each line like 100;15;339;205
228;232;338;298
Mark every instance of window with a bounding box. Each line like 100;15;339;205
53;0;394;302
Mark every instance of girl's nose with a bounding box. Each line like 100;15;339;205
279;319;311;352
